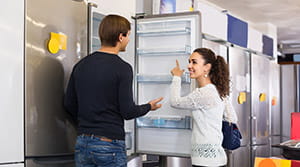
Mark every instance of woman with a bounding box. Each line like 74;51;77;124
170;48;237;167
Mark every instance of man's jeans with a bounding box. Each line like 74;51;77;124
75;135;127;167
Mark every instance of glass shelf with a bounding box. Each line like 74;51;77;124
137;116;192;129
136;73;190;84
137;27;190;36
137;46;191;56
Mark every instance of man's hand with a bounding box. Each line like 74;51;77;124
148;97;163;111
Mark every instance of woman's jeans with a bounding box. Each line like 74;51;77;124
75;135;127;167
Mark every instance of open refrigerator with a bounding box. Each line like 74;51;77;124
133;12;201;157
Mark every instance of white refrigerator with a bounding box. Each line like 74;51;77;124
134;12;201;156
0;0;24;167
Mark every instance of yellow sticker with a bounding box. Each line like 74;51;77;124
259;93;266;102
47;32;67;54
238;92;246;104
48;38;59;54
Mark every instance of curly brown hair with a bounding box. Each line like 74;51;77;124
193;48;230;98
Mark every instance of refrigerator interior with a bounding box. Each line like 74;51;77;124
135;12;201;156
25;0;87;159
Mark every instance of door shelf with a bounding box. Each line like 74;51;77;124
137;27;190;36
136;74;190;84
136;116;192;129
137;46;191;56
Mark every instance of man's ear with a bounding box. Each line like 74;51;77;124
118;33;123;42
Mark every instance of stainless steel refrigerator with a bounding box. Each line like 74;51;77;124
250;53;271;165
134;12;201;157
227;47;272;167
228;46;252;167
25;0;88;166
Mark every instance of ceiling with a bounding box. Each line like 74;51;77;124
203;0;300;53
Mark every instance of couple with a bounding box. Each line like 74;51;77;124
64;14;237;167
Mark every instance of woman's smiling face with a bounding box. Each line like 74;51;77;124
187;52;211;79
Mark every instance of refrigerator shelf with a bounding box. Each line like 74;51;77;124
137;27;190;36
137;46;191;56
136;73;191;84
136;116;192;129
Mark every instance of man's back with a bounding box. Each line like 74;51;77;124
65;51;150;140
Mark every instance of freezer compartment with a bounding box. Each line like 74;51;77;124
137;115;191;129
137;73;190;84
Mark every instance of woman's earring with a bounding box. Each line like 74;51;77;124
204;74;208;77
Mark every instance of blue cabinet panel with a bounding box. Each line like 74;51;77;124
262;35;273;57
227;14;248;48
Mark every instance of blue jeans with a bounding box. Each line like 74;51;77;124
75;135;127;167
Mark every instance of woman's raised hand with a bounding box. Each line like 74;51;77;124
171;60;184;77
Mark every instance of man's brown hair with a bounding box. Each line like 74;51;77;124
98;15;131;47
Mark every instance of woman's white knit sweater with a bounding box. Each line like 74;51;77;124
170;76;237;166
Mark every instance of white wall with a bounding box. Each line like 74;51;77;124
0;0;24;164
88;0;136;21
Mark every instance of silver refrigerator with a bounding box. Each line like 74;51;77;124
134;12;201;159
25;0;88;166
228;46;252;167
227;48;271;167
250;53;271;166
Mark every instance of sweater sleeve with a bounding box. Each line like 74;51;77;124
170;76;219;110
64;71;78;123
118;64;151;120
222;96;238;123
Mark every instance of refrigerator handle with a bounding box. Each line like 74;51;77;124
32;158;74;165
252;116;257;143
87;2;98;54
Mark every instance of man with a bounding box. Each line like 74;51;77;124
64;14;163;167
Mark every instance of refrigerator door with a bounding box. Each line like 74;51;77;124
229;146;251;167
0;0;24;164
251;54;270;145
25;0;87;156
228;47;251;146
25;156;74;167
269;63;281;156
202;39;228;61
251;145;270;166
0;164;24;167
281;65;297;141
135;12;201;156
